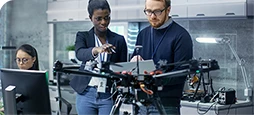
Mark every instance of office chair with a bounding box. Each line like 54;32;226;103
55;97;72;115
56;72;72;115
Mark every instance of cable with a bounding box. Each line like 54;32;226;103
210;87;225;103
102;81;119;101
102;90;117;101
225;94;236;115
214;99;234;115
139;83;153;95
214;102;219;115
225;104;233;115
213;87;235;115
197;101;216;115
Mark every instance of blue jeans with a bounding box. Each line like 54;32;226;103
76;86;113;115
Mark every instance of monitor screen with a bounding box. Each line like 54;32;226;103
0;68;51;114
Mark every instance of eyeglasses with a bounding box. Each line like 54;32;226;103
94;15;110;22
144;7;167;16
15;58;31;64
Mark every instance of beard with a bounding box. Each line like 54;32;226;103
149;15;168;28
149;21;164;28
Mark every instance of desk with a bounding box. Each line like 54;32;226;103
181;100;253;115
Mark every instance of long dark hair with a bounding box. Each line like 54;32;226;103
16;44;39;70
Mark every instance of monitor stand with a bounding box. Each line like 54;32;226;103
3;85;24;114
3;85;17;114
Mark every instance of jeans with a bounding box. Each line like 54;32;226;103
139;105;180;115
76;86;113;115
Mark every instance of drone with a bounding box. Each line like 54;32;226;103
53;59;219;115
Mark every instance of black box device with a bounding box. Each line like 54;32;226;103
218;89;236;105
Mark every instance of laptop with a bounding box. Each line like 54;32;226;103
110;60;156;74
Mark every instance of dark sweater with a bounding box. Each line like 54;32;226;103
134;21;193;106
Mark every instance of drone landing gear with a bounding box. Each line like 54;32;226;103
110;91;167;115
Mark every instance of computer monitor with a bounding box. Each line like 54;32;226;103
0;68;51;114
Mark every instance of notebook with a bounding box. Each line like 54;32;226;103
110;60;156;74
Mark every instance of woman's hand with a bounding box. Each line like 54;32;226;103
92;43;116;56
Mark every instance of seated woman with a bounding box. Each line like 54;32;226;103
15;44;39;70
0;44;40;113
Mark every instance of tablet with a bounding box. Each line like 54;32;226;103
110;60;156;74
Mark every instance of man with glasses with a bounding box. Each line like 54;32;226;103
70;0;127;114
131;0;193;114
